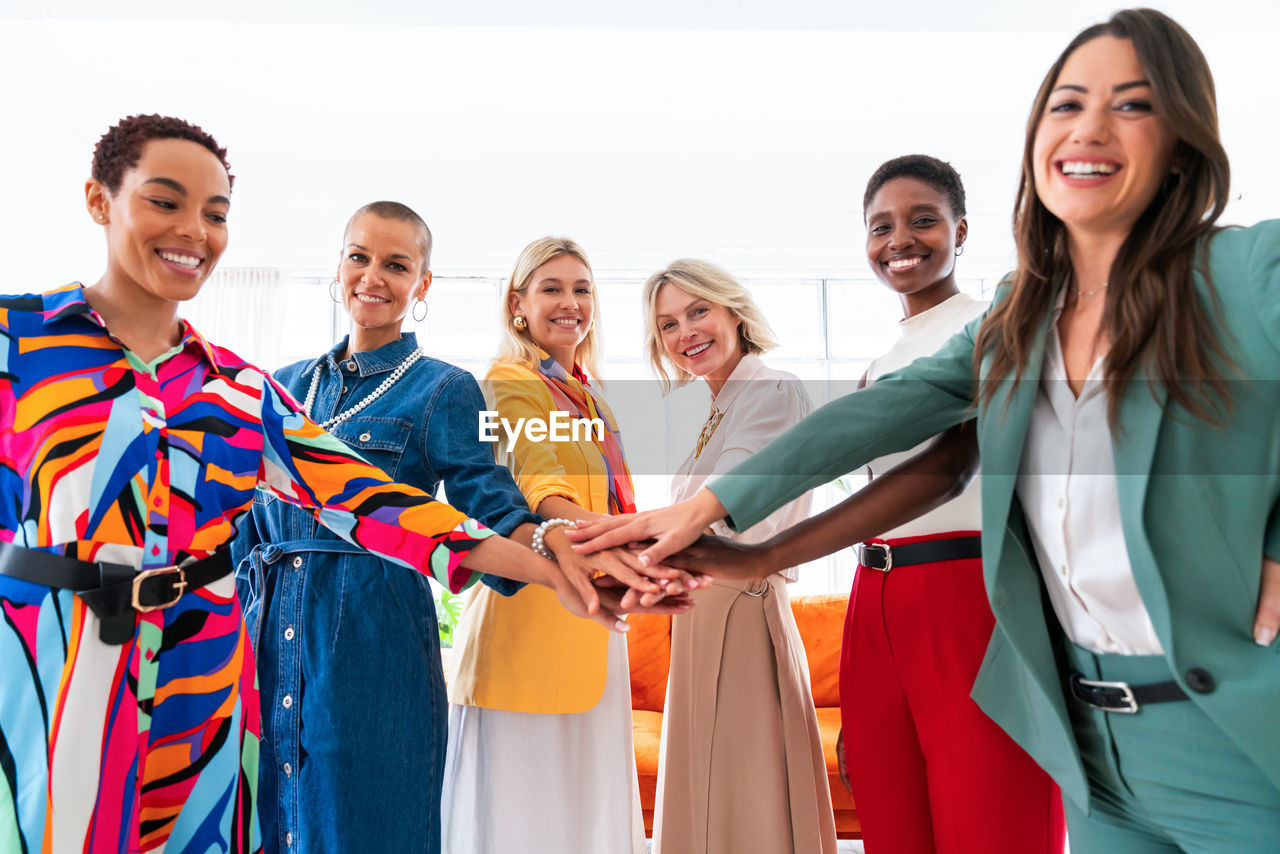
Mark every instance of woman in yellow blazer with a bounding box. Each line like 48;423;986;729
443;237;654;853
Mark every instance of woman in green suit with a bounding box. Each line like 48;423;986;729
573;9;1280;851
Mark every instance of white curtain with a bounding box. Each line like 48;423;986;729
183;267;287;368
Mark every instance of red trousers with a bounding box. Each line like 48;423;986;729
840;531;1066;853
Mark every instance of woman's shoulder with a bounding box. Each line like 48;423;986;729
484;359;541;382
1;284;87;320
733;356;813;412
1208;220;1280;268
411;354;472;387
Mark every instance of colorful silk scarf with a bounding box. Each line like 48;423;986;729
535;354;637;515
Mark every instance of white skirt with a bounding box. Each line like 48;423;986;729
442;631;646;854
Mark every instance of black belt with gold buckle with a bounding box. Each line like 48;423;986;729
0;540;232;644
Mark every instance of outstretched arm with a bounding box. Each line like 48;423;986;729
665;425;978;579
569;315;983;566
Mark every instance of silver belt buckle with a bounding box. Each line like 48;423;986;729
858;542;893;572
1076;677;1139;714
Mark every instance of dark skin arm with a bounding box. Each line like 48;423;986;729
663;422;979;580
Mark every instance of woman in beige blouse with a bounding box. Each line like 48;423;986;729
644;259;836;854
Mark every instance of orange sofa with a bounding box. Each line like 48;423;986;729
627;593;859;839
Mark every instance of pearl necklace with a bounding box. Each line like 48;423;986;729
303;348;424;430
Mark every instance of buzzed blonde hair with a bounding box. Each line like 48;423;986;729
496;236;602;379
642;258;777;394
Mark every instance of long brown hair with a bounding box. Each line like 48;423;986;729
974;8;1233;426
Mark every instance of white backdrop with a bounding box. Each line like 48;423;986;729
2;1;1276;289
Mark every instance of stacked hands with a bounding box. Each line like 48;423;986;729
533;517;710;630
561;490;762;616
565;488;1280;650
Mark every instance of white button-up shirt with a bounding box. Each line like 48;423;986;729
672;353;814;580
1015;296;1164;655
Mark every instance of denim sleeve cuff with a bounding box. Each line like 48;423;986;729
486;508;541;538
480;573;526;596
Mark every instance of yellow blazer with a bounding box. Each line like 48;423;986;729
447;358;615;713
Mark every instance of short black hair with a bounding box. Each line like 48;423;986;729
863;154;966;220
345;201;433;272
92;114;233;195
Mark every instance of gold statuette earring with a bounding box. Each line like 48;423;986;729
513;315;527;329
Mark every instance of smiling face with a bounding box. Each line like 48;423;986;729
654;282;744;389
865;177;967;316
89;138;231;303
338;213;431;347
509;253;594;369
1032;35;1179;242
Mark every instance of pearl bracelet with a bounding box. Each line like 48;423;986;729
531;518;577;561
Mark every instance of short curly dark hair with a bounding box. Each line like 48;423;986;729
92;114;233;195
863;154;965;220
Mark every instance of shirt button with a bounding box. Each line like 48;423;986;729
359;432;372;443
1057;497;1065;508
345;360;357;372
284;762;293;777
286;831;293;847
282;695;293;709
153;497;162;508
1060;564;1068;576
284;626;295;640
292;556;303;569
152;545;161;556
155;450;164;459
341;385;348;394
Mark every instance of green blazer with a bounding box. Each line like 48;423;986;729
710;220;1280;811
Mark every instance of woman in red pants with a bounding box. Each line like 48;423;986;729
649;156;1066;853
834;155;1064;852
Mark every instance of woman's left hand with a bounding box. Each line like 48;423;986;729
1254;557;1280;646
597;585;696;616
544;527;700;596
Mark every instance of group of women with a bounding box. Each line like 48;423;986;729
2;7;1279;854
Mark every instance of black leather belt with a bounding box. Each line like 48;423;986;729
856;535;982;572
0;540;232;645
1068;671;1188;714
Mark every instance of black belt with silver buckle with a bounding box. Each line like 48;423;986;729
0;540;232;645
856;536;982;572
1068;671;1188;714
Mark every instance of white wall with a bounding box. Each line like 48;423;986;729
2;3;1276;291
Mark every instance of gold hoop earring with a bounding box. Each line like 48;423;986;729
513;316;527;330
329;280;342;304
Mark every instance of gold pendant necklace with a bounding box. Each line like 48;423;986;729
693;405;724;461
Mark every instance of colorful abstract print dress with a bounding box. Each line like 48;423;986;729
0;285;493;853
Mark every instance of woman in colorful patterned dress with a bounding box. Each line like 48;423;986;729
0;116;641;853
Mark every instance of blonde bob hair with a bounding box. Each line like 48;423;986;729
496;236;602;379
642;258;778;393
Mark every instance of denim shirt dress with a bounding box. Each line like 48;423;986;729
232;333;537;854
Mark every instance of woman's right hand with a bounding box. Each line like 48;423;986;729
566;488;729;568
663;533;773;582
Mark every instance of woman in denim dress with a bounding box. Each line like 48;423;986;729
232;203;672;853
